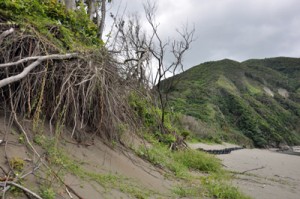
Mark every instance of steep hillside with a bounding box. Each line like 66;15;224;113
163;58;300;147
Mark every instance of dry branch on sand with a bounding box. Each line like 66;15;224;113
0;181;43;199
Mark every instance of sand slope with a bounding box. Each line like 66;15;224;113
0;117;176;199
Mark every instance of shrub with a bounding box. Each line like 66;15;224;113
202;176;251;199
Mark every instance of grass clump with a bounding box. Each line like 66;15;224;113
173;149;222;173
172;185;203;197
9;157;25;172
137;143;188;178
136;136;223;178
39;186;56;199
137;133;250;198
202;175;251;199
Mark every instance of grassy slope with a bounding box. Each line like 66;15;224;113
163;58;300;147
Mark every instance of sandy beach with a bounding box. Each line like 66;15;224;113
188;142;300;199
218;148;300;199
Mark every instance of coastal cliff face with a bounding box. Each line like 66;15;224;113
161;58;300;147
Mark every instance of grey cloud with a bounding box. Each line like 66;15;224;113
108;0;300;69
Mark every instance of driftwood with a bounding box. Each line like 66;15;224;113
0;181;43;199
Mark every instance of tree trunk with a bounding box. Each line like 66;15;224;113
87;0;96;20
64;0;76;10
98;0;106;40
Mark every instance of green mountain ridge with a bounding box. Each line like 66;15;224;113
162;57;300;147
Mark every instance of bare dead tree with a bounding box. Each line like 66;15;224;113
109;13;151;86
108;1;194;131
144;1;195;130
98;0;108;40
64;0;76;10
87;0;97;20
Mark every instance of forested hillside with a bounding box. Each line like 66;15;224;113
162;58;300;147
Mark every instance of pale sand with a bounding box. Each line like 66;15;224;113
60;136;175;198
218;149;300;199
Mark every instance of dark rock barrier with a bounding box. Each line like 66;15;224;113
197;147;244;155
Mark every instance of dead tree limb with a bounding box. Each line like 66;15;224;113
98;0;107;40
0;53;78;68
0;28;14;46
0;53;78;88
0;181;43;199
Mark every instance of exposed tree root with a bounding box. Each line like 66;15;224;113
0;20;137;199
0;23;136;143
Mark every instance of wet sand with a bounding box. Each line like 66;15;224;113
218;148;300;199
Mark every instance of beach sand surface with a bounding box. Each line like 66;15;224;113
218;149;300;199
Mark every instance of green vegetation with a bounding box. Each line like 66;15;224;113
172;173;251;199
39;186;56;199
0;1;255;198
33;134;155;198
136;133;250;198
0;0;102;50
173;149;221;173
9;157;25;172
162;58;300;147
129;90;249;198
202;175;251;199
129;91;181;145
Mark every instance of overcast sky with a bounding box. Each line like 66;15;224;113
106;0;300;69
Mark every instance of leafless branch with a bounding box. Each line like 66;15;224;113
0;28;14;46
0;53;78;88
106;0;194;130
0;181;43;199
